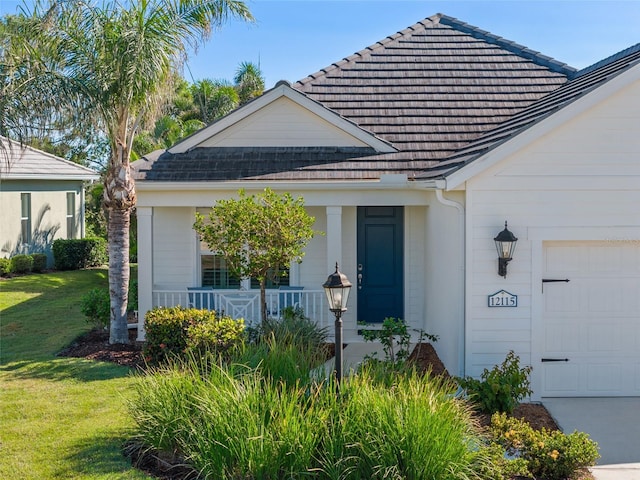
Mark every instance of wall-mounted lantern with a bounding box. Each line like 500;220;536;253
494;221;518;278
322;262;352;388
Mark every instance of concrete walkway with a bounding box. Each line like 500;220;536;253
543;398;640;479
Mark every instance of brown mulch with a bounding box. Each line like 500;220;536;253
59;330;563;479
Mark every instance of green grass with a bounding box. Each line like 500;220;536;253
0;268;151;479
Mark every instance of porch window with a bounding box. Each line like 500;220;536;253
200;255;290;289
20;193;31;244
201;255;241;289
66;192;76;239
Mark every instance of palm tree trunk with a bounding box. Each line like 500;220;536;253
108;206;130;344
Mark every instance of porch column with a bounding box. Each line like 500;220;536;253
326;206;343;272
137;207;153;341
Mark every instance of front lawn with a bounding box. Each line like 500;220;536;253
0;268;151;479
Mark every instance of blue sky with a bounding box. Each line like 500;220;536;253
1;0;639;88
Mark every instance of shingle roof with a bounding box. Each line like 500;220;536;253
0;137;99;180
416;43;640;179
134;13;637;183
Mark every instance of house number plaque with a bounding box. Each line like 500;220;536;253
488;290;517;307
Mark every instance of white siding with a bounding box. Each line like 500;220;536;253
199;97;369;148
424;193;465;376
466;79;640;395
152;207;196;289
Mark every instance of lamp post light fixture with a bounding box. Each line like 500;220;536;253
323;262;352;387
494;221;518;278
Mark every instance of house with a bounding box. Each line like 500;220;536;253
0;138;99;265
132;14;640;400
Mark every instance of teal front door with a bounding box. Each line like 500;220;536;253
357;206;404;324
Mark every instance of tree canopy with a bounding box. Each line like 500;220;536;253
194;188;318;323
1;0;253;343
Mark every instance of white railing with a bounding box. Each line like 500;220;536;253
151;288;331;329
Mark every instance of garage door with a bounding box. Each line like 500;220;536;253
541;241;640;397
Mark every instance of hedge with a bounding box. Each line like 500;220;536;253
10;254;33;274
32;253;48;273
52;238;108;270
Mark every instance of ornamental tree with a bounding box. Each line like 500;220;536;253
193;188;318;323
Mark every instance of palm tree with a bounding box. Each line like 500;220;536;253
2;0;253;343
234;61;264;104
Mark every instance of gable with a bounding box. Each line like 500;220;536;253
169;81;396;155
469;74;640;189
198;96;370;148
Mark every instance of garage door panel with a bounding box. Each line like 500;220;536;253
545;323;580;352
587;364;623;392
544;363;580;393
541;242;640;397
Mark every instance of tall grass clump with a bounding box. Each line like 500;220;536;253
130;355;327;479
334;364;494;480
130;355;499;479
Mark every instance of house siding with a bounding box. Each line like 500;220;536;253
199;97;370;148
0;180;84;263
465;79;640;396
152;207;196;289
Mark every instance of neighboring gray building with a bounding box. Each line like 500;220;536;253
0;138;99;265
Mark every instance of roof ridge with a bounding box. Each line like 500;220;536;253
574;43;640;78
437;14;577;76
294;14;440;86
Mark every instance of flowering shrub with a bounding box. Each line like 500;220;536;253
143;307;244;364
491;413;599;480
456;350;532;414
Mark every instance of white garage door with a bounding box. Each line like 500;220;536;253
541;241;640;397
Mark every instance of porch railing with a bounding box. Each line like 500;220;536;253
151;289;332;329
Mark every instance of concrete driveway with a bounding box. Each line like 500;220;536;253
543;398;640;479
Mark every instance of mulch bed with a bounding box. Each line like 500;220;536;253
58;329;561;479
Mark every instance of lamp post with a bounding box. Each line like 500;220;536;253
323;262;352;387
494;221;518;278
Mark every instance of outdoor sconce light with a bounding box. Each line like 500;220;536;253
494;221;518;278
323;262;352;387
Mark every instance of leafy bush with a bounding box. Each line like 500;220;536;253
143;307;244;364
360;317;438;366
52;238;107;270
81;288;111;329
10;254;33;274
31;253;48;273
0;257;10;276
491;413;599;480
457;350;532;414
185;314;245;358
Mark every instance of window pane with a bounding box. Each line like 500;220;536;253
250;266;290;289
66;192;75;239
201;255;241;289
20;193;31;244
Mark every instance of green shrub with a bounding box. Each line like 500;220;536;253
143;307;244;364
457;350;532;414
491;413;599;480
10;254;33;274
0;257;10;276
52;238;107;270
31;253;48;273
80;288;111;329
360;317;438;367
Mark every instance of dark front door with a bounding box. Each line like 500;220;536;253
357;206;404;324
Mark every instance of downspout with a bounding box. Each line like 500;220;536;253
434;185;466;378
